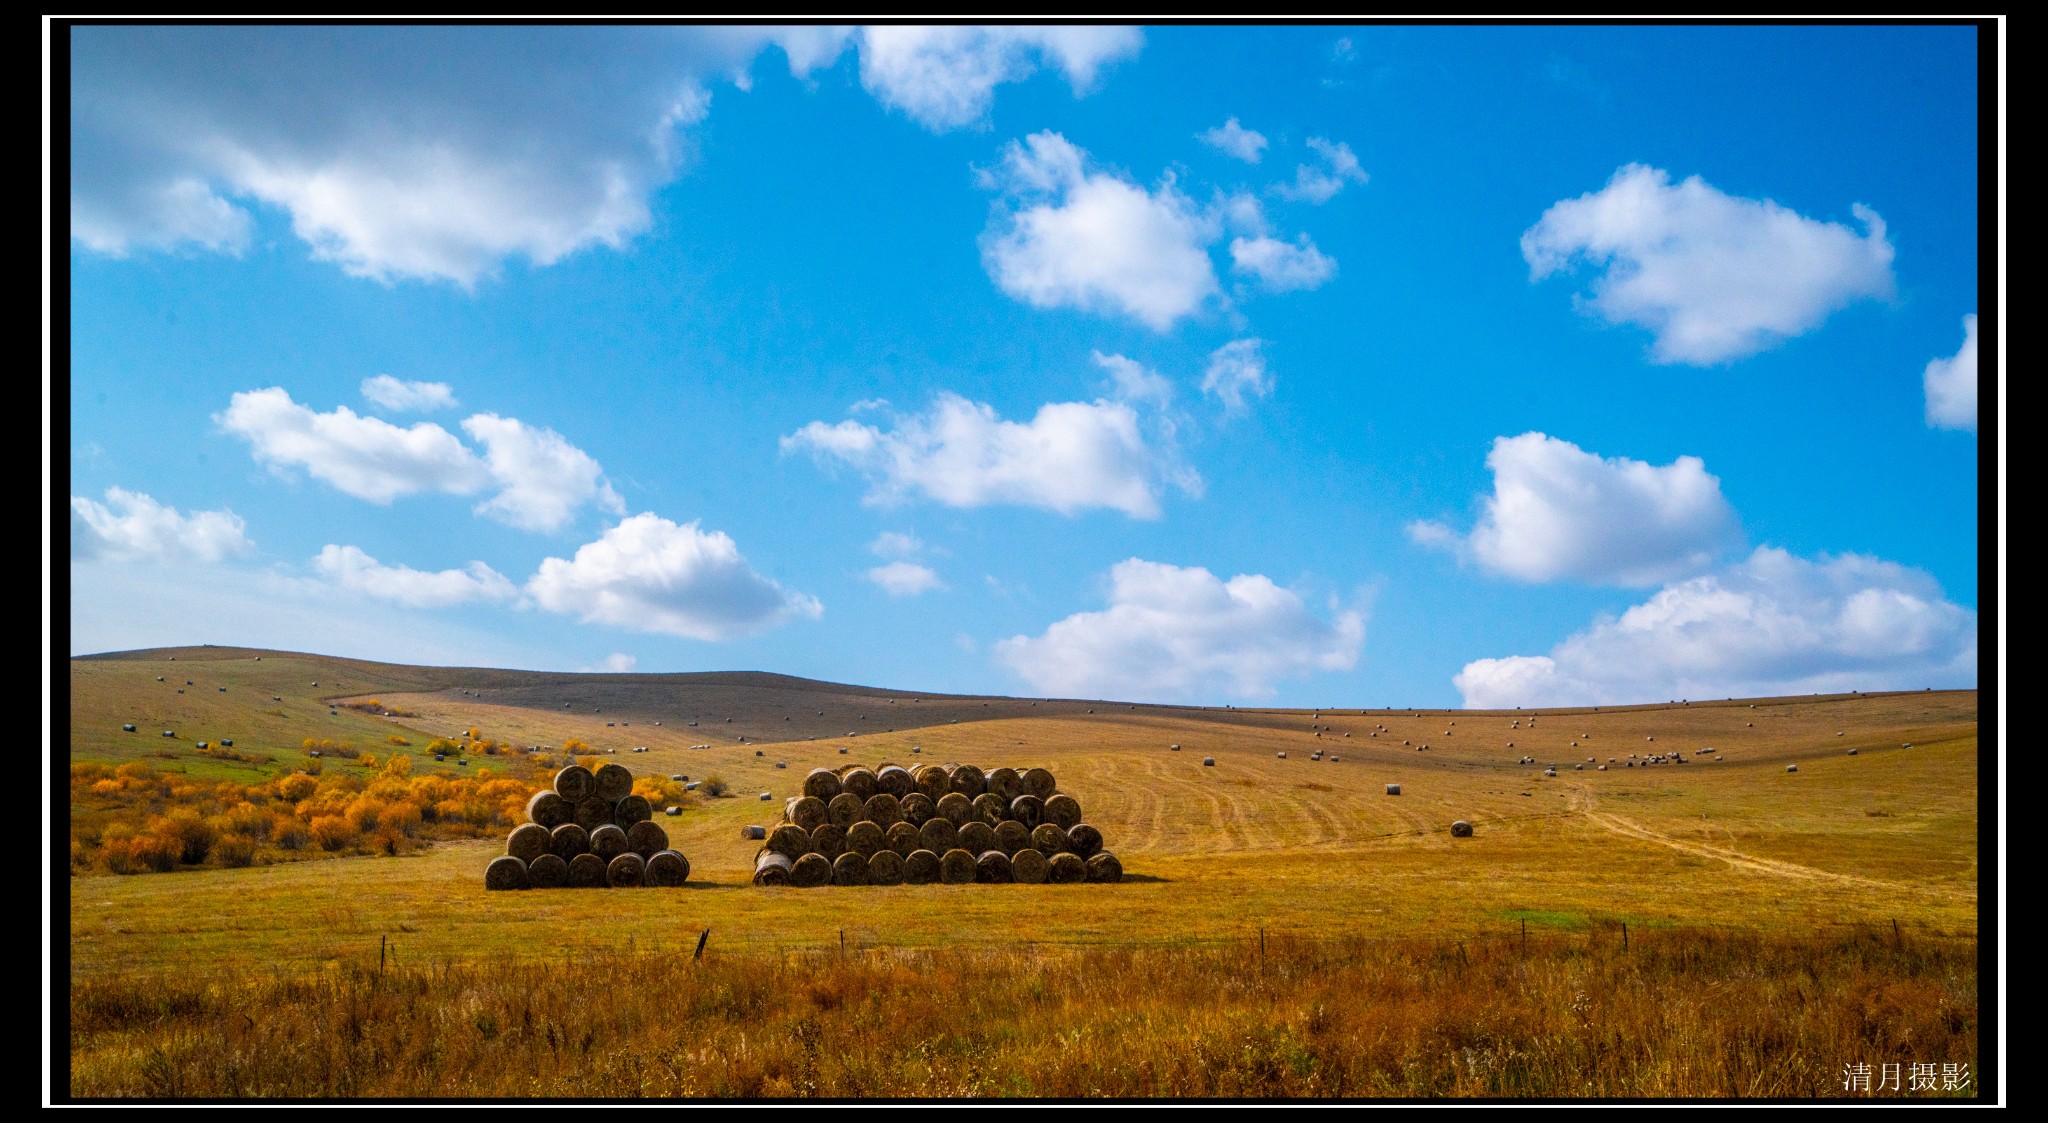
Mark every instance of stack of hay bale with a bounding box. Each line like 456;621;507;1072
752;762;1122;887
485;763;690;890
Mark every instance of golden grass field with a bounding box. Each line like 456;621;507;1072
63;646;1985;1098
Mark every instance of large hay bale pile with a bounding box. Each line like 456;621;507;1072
484;763;692;890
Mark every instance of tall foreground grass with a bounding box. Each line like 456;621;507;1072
69;926;1975;1099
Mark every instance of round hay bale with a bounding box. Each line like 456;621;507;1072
865;792;902;828
915;765;952;801
886;820;921;857
949;763;987;797
484;855;529;891
644;849;690;887
1042;793;1081;831
572;797;611;831
898;792;936;826
525;790;570;828
804;768;843;800
554;765;595;803
1203;757;1215;766
918;817;960;854
846;820;886;858
832;851;869;885
876;765;914;797
527;852;568;889
809;822;847;860
868;848;907;885
1847;748;1858;755
606;852;646;888
589;823;629;862
1010;847;1049;884
754;850;793;886
613;794;653;827
827;792;866;828
985;767;1023;803
1047;852;1087;883
550;822;590;859
970;792;1007;825
1066;823;1103;859
785;796;827;831
740;825;767;841
1450;820;1474;838
566;852;608;888
939;847;977;884
1009;793;1045;829
627;820;670;858
758;792;773;802
957;820;998;855
1020;768;1055;800
995;819;1032;854
1030;822;1069;854
903;848;941;884
506;823;551;862
1385;784;1401;796
1277;751;1287;759
789;852;833;888
768;823;811;859
934;791;973;824
1787;764;1799;773
840;767;878;801
1085;852;1123;883
974;850;1014;883
593;763;634;803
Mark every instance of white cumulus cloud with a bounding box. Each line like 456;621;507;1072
1230;233;1336;292
1274;137;1368;204
979;131;1221;330
867;561;946;597
784;391;1194;519
857;25;1142;131
312;544;518;608
1093;351;1175;407
1520;163;1896;364
1410;432;1741;587
461;413;625;532
1924;314;1977;431
70;487;253;563
526;513;821;641
216;387;489;503
995;558;1365;703
1199;117;1267;163
361;374;457;412
1201;338;1274;413
1454;547;1977;708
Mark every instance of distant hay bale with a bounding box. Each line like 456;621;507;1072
1169;743;1180;751
554;765;595;803
995;819;1031;853
950;763;987;797
741;825;767;841
867;848;907;885
758;792;772;801
549;823;590;860
754;850;793;886
827;792;866;828
589;824;630;862
526;790;568;827
832;851;869;886
593;763;634;802
1451;820;1474;838
936;792;974;824
1277;751;1287;759
904;849;941;884
572;797;611;831
484;855;529;891
865;792;902;828
506;823;551;862
527;853;568;889
876;765;914;798
885;820;921;857
768;823;810;859
975;850;1014;883
841;768;878;801
914;765;952;801
985;767;1023;803
1787;765;1799;773
1011;848;1049;884
1084;852;1123;883
785;796;827;831
1031;823;1069;854
614;795;653;827
1385;784;1401;796
918;817;960;854
957;820;998;855
566;852;607;888
790;852;833;888
627;820;669;857
939;848;977;884
644;850;690;887
1203;757;1215;766
606;852;646;888
971;792;1007;825
1066;823;1104;859
1847;748;1859;755
804;768;843;800
775;761;787;769
899;792;936;826
846;820;885;858
1047;852;1087;883
1021;768;1055;800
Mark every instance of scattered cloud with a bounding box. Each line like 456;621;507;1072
1924;314;1978;431
1410;432;1741;587
360;374;457;412
526;513;821;641
216;387;488;503
869;531;929;560
1093;351;1175;407
995;558;1365;703
856;26;1142;131
1521;163;1896;364
1454;547;1976;707
867;561;946;597
1199;117;1268;163
461;413;625;532
1274;137;1368;204
311;544;518;608
1230;233;1336;292
70;487;253;563
1201;338;1274;413
586;652;639;673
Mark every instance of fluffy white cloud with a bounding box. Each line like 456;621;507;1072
526;513;821;641
869;531;928;560
1274;137;1368;204
1199;117;1268;163
1201;338;1274;413
1521;164;1896;364
995;558;1365;703
867;561;946;597
1411;432;1740;587
216;387;488;503
1093;351;1175;407
784;391;1194;518
70;487;252;562
857;26;1142;130
980;131;1221;330
1230;233;1337;292
1454;547;1976;708
360;374;457;412
587;652;639;673
312;544;517;608
1924;314;1977;431
461;414;625;532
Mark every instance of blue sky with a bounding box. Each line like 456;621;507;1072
62;23;1987;708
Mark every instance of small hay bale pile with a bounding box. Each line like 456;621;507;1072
485;764;690;890
753;760;1124;886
